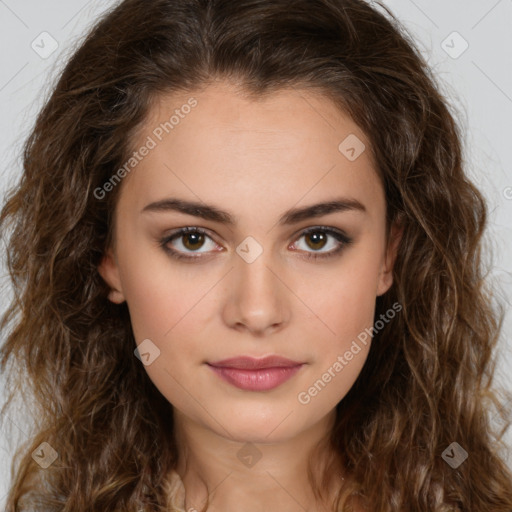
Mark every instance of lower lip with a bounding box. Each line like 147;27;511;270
207;364;303;391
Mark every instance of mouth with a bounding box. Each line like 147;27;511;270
206;355;305;391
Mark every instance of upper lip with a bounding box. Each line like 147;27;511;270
207;355;303;370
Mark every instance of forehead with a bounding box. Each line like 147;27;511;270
118;82;385;224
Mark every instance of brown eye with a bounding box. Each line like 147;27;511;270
292;226;353;260
182;232;205;251
160;227;219;260
160;226;353;262
304;231;328;251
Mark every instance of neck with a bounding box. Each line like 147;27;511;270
171;408;342;512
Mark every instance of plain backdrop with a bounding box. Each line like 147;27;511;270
0;0;511;505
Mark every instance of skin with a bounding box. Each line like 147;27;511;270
99;81;402;512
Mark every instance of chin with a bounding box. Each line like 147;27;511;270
207;405;306;443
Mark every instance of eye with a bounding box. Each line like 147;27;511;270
290;226;353;260
159;226;353;261
159;227;220;260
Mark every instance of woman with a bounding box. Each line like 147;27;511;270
1;0;511;510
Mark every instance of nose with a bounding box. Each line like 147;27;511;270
222;250;290;336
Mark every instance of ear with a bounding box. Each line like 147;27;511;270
98;247;126;304
376;220;403;297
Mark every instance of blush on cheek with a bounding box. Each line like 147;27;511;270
324;287;376;340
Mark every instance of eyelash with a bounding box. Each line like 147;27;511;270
159;226;353;262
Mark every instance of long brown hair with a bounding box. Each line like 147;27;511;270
1;0;512;510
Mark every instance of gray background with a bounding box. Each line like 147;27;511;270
0;0;511;504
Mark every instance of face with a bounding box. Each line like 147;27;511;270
99;81;401;444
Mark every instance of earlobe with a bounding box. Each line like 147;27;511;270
376;221;403;297
97;248;126;304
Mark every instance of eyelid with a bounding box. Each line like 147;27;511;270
159;225;353;261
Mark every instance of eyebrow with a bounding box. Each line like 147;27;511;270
141;197;366;225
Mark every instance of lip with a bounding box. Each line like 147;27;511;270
207;356;305;392
208;355;303;370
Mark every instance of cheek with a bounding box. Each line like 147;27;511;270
116;231;208;343
117;245;217;401
311;251;381;347
297;249;381;404
296;280;376;409
119;264;175;343
118;251;209;412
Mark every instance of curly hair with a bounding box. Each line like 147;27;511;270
1;0;512;510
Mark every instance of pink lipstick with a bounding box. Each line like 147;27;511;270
207;355;304;391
